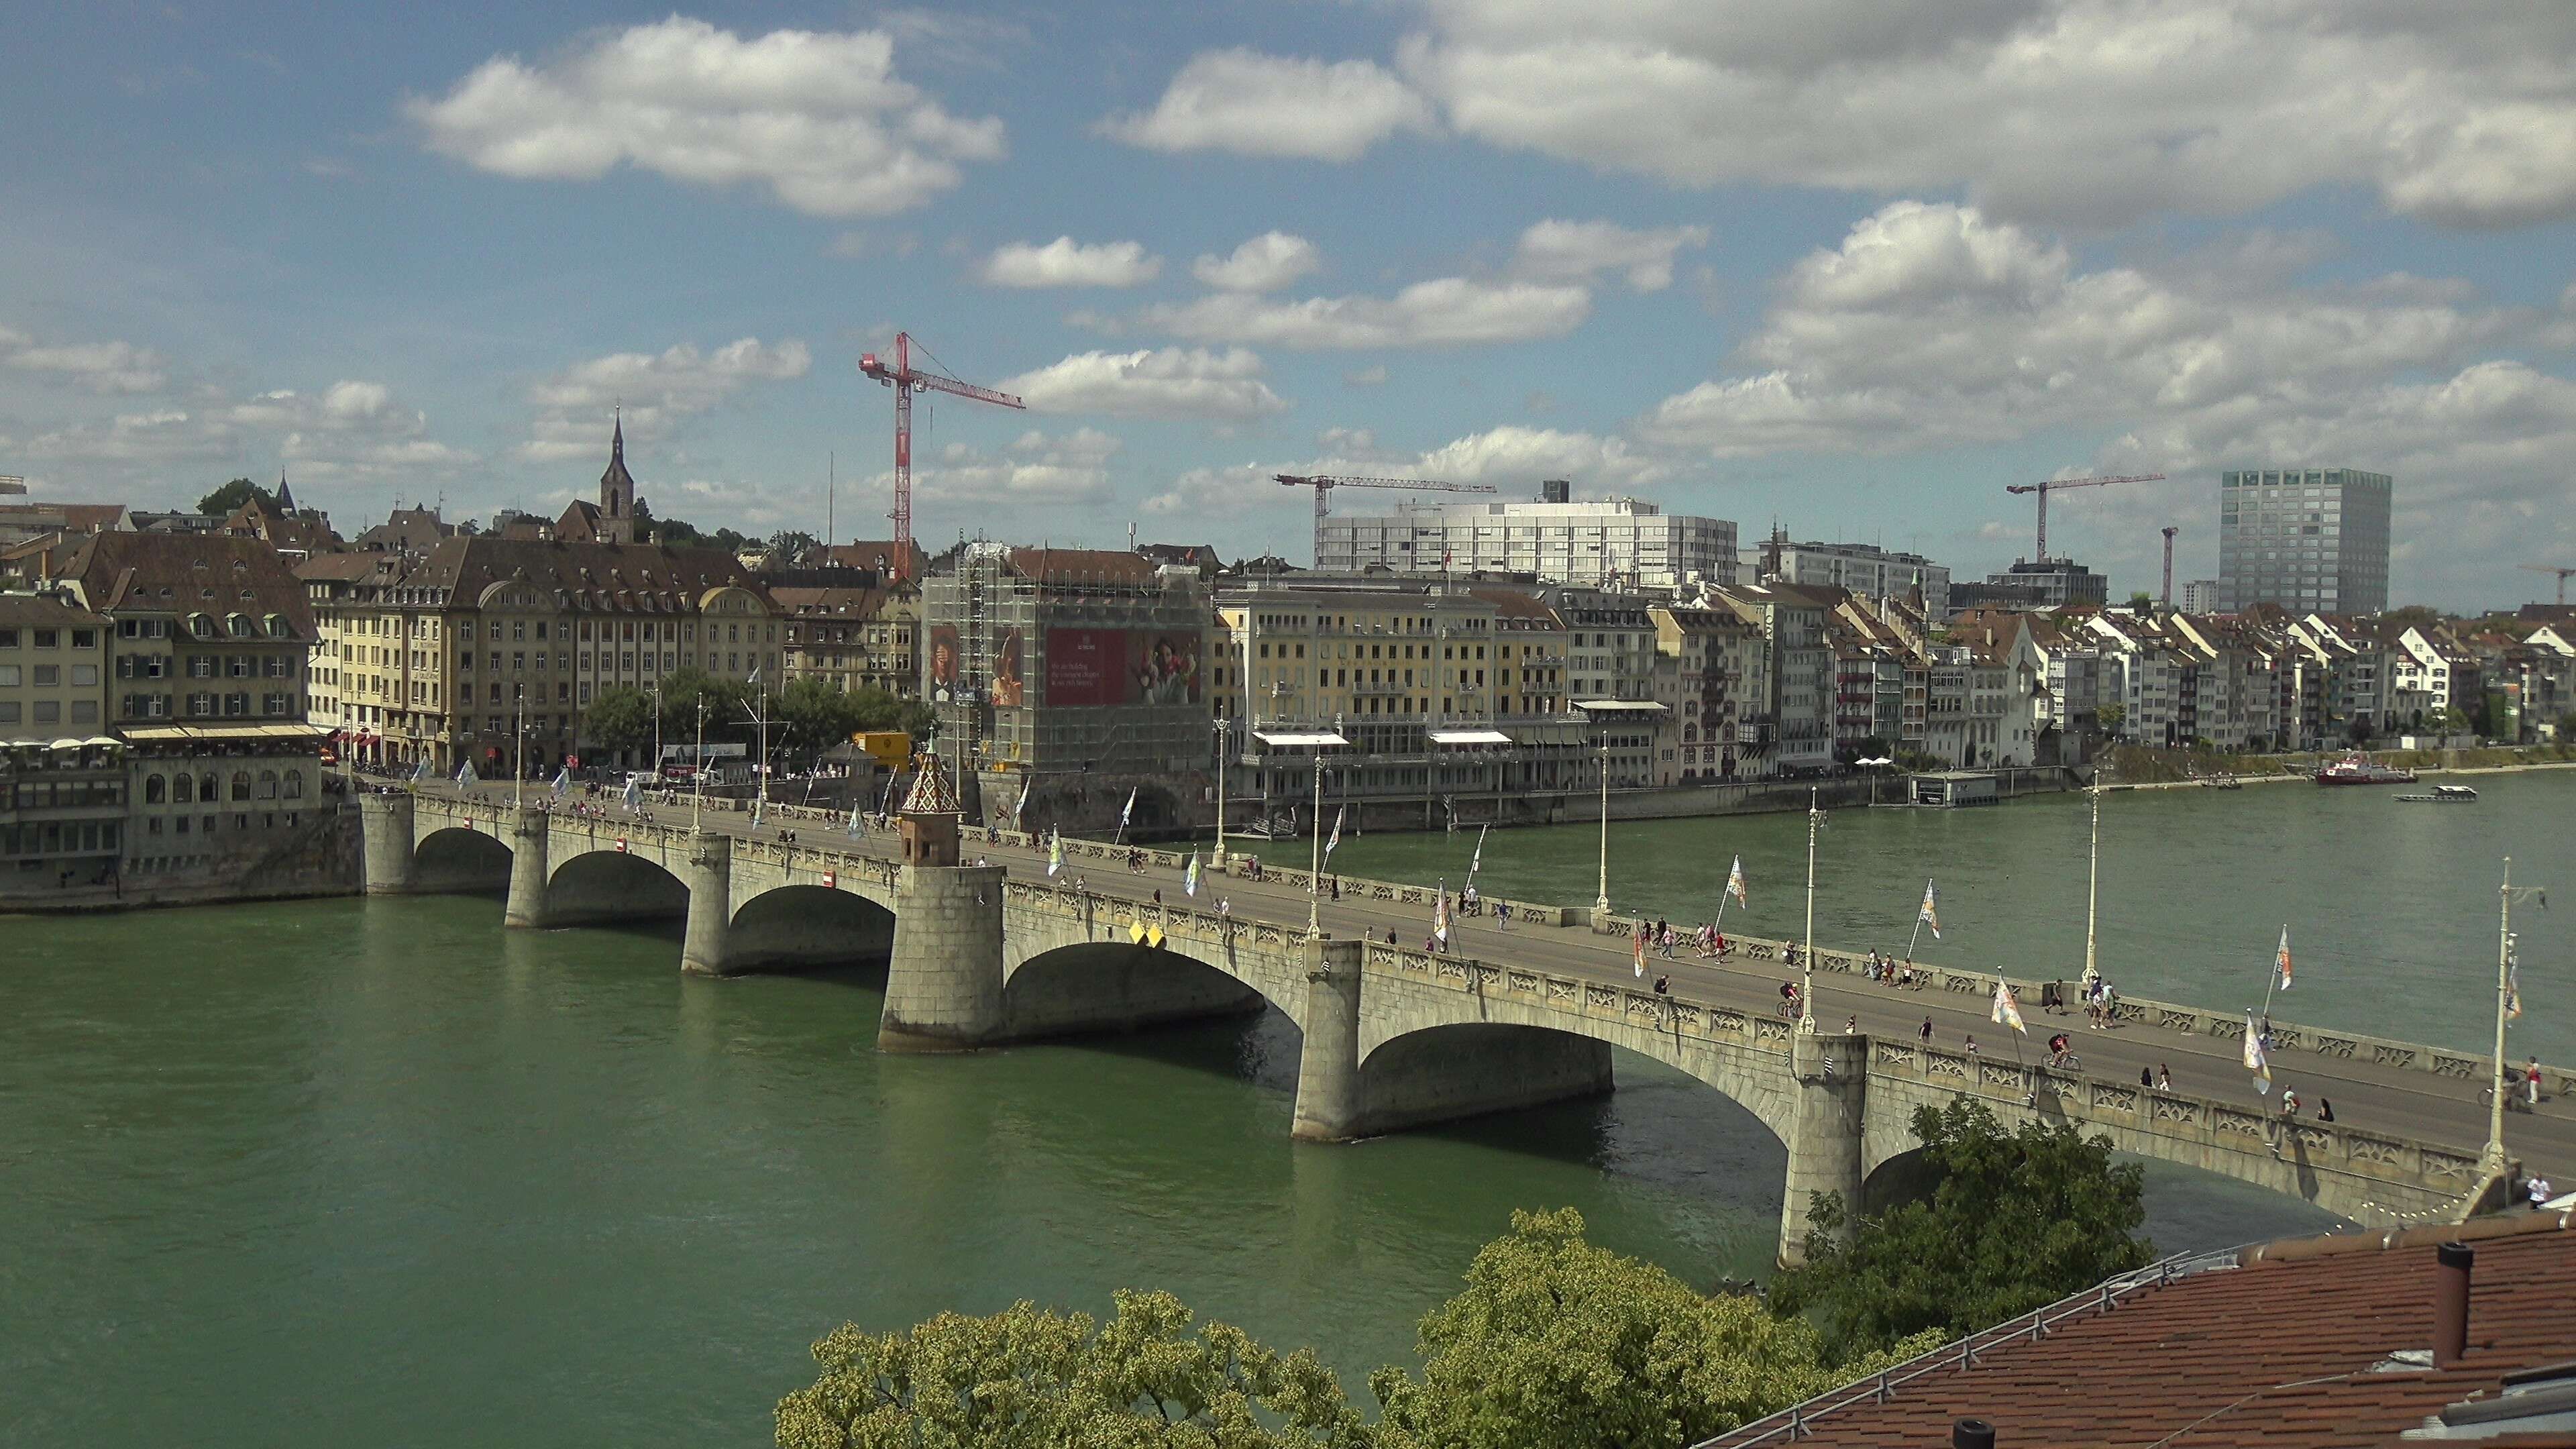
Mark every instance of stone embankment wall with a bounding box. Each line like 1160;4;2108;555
1;802;364;914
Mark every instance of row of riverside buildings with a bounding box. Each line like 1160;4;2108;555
5;434;2564;875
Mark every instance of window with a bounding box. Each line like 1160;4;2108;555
283;771;304;800
201;773;219;802
33;664;58;686
33;700;59;724
34;629;58;648
70;701;97;724
231;771;252;801
146;775;167;804
0;665;15;687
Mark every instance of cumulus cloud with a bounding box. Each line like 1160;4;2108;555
1138;278;1591;349
1192;231;1323;292
1101;48;1436;161
1000;347;1287;421
0;327;166;394
523;337;810;460
881;427;1122;506
979;237;1162;288
1640;197;2576;597
1513;219;1711;292
1144;423;1659;515
1396;0;2576;227
408;16;1006;217
19;381;474;484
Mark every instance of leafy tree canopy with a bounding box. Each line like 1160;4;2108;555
198;478;276;516
580;685;658;755
1768;1097;2151;1365
1369;1208;1937;1449
775;1289;1375;1449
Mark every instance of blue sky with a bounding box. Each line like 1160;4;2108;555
3;1;2573;608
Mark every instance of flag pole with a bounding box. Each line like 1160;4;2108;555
2261;925;2283;1020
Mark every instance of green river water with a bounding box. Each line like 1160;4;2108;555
8;773;2565;1446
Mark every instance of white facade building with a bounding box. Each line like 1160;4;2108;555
1760;541;1949;617
1318;494;1736;591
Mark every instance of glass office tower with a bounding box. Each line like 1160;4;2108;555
2217;469;2392;616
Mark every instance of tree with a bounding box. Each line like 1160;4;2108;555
2094;702;2126;738
197;478;275;516
775;1289;1376;1449
655;666;757;749
1768;1098;2151;1365
2425;704;2470;739
2382;604;2443;629
2127;591;2155;612
1369;1209;1938;1448
581;685;658;759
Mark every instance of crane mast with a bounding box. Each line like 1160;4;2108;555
859;332;1024;583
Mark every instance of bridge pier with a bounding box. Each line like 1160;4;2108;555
1291;937;1364;1142
877;861;1008;1051
358;793;415;894
1779;1032;1870;1268
680;833;735;976
504;808;552;929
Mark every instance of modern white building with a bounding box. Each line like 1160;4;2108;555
2217;468;2392;616
1758;541;1949;617
2180;579;2220;614
1316;484;1735;591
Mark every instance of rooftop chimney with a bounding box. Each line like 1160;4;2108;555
1953;1418;1996;1449
2434;1240;2473;1367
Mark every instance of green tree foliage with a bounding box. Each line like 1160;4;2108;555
641;506;751;555
197;478;276;516
1768;1098;2151;1364
654;667;758;749
775;1289;1375;1449
1368;1209;1938;1449
580;685;658;756
2381;604;2443;629
2094;702;2127;737
776;679;927;762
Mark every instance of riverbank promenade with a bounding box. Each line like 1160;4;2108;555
375;782;2567;1264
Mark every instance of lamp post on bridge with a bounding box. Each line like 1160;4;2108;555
1213;716;1228;868
1594;731;1611;917
1308;749;1325;937
2485;855;2547;1176
1801;786;1823;1034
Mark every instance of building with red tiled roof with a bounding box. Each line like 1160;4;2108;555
1702;1210;2576;1449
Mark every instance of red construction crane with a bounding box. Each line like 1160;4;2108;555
2003;473;2165;561
2520;563;2576;606
859;333;1024;582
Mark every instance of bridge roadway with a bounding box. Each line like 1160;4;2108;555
388;786;2566;1252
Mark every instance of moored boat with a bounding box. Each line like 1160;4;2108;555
2316;751;2415;786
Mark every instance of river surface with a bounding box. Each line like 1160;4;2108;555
1332;770;2576;1064
5;881;2350;1446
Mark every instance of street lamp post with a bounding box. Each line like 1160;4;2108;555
512;694;525;812
743;683;774;828
2082;773;2103;989
1801;786;1823;1032
1595;730;1611;916
692;700;707;833
2485;856;2546;1175
1214;716;1229;867
647;679;663;779
1307;749;1326;936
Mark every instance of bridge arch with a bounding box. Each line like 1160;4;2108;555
1356;1018;1794;1147
548;847;689;925
1001;940;1275;1040
727;883;896;972
413;826;511;894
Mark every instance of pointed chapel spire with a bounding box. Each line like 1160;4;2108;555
276;470;297;516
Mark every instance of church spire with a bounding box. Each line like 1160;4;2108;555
276;470;296;516
598;409;638;543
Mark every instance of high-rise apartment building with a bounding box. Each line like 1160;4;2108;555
1316;488;1735;590
2217;469;2392;616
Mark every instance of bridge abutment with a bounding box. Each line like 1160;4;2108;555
1291;937;1365;1142
680;833;735;976
1779;1032;1870;1268
877;863;1008;1051
504;808;552;929
358;793;415;894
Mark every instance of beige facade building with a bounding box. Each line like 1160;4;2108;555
775;585;920;697
0;594;124;885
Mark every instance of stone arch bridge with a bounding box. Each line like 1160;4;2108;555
366;792;2494;1264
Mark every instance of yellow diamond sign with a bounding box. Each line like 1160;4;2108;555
1146;926;1166;949
1128;921;1146;945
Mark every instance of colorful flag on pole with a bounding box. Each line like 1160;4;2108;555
551;764;572;796
1118;787;1137;833
1012;788;1028;829
1435;891;1452;947
1918;879;1942;941
1323;806;1344;865
455;761;478;788
1047;833;1065;879
847;802;863;839
1633;926;1647;978
411;755;434;785
1183;851;1201;898
2275;926;2294;990
1468;823;1488;885
1725;855;1749;908
2244;1012;2273;1092
1991;977;2026;1034
621;775;641;812
2508;949;2523;1022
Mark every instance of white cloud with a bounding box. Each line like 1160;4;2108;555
1513;219;1711;292
999;347;1287;421
1144;424;1658;515
408;16;1006;217
1101;48;1436;161
1138;277;1591;349
21;382;474;485
979;237;1163;288
1344;364;1389;387
0;329;167;394
1192;231;1323;292
884;427;1122;506
523;337;811;460
1398;0;2576;227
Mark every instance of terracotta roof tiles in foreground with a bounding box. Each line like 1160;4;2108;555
1700;1210;2576;1448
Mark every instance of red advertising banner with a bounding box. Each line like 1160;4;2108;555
1044;628;1125;707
